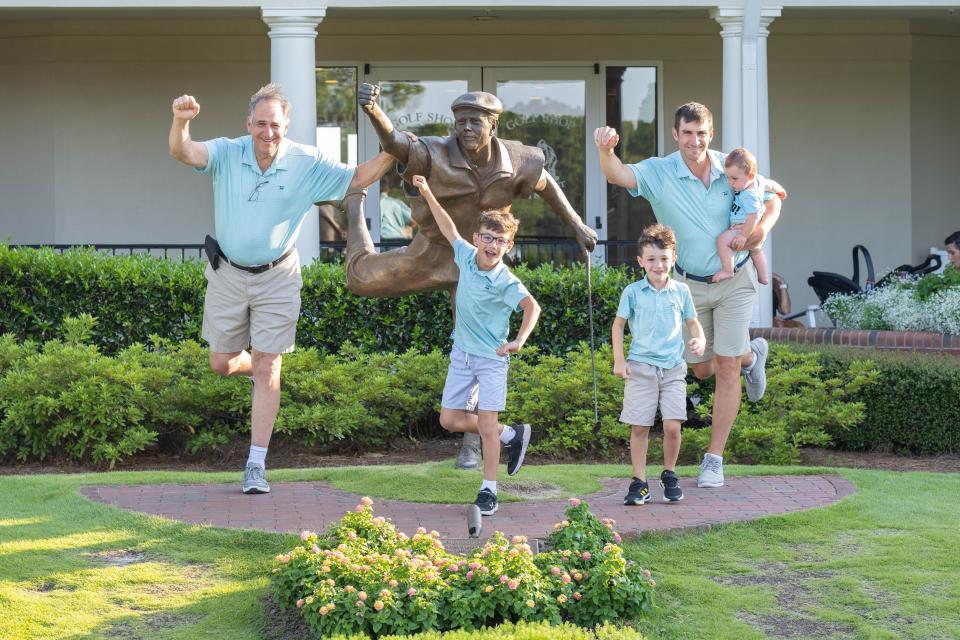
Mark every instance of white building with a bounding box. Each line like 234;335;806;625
2;0;958;322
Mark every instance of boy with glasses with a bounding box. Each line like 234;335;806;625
412;174;540;516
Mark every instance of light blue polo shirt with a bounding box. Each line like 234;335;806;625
452;238;531;362
627;150;770;277
197;136;354;266
730;174;766;224
617;276;697;369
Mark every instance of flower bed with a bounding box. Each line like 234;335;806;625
271;498;655;638
821;266;960;335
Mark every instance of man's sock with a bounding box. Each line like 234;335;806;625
247;445;268;468
704;452;723;463
499;424;516;444
480;480;497;495
741;353;757;374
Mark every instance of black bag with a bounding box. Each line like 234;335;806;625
204;234;221;270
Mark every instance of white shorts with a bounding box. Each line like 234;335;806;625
620;361;688;426
441;345;509;412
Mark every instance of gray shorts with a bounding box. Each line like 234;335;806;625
201;249;302;355
620;361;688;426
441;345;509;412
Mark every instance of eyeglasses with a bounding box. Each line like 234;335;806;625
248;180;269;202
477;233;511;247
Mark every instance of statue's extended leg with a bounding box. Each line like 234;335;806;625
336;189;457;297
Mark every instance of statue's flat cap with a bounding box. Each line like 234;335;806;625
450;92;503;116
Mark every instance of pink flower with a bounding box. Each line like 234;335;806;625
581;551;591;561
550;566;561;575
561;574;571;584
374;600;384;611
407;588;417;596
614;533;622;543
358;591;368;601
300;530;311;541
569;498;581;507
465;570;474;580
295;598;305;608
499;574;509;584
319;605;329;616
372;517;385;526
345;585;355;593
642;569;651;578
311;545;320;554
360;496;373;506
508;579;519;590
388;579;398;588
354;505;365;513
480;566;490;574
416;527;427;534
380;589;390;598
574;592;582;601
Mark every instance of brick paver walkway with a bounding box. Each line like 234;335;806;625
81;475;855;541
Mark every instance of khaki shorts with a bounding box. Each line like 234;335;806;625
201;250;302;355
678;262;758;363
620;361;688;426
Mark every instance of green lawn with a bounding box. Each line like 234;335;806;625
0;463;957;640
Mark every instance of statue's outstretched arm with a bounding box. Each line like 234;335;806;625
358;82;412;164
535;169;598;257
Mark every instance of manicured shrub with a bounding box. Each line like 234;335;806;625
272;497;654;638
813;347;960;454
0;246;631;356
673;344;880;465
0;316;447;466
327;620;644;640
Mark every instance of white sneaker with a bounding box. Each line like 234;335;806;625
743;337;768;402
697;454;724;488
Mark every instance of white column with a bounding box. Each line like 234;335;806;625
262;7;327;266
711;4;781;327
711;9;743;151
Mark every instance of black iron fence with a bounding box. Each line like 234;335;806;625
11;239;642;269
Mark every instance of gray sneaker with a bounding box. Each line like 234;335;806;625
455;433;482;470
743;337;768;402
242;462;270;494
697;454;724;488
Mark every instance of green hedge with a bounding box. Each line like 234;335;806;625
813;347;960;454
327;621;644;640
0;317;881;466
0;246;630;356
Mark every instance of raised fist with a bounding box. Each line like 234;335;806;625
358;83;381;112
172;95;200;120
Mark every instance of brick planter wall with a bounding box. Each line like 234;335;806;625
750;327;960;356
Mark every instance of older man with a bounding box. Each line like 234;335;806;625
595;102;783;489
342;84;598;467
169;83;393;494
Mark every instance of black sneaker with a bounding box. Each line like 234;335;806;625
474;488;498;516
660;469;684;502
505;423;531;476
624;478;650;506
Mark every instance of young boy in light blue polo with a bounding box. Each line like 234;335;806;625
613;224;706;505
412;174;541;516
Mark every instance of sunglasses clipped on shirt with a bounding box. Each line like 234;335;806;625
477;233;511;247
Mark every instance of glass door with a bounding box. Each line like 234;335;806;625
361;67;481;242
483;67;598;265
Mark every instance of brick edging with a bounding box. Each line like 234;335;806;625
750;327;960;355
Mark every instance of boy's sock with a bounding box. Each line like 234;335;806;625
499;424;516;444
480;480;497;495
247;445;268;468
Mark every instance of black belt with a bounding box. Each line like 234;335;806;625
219;246;295;274
675;255;750;283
